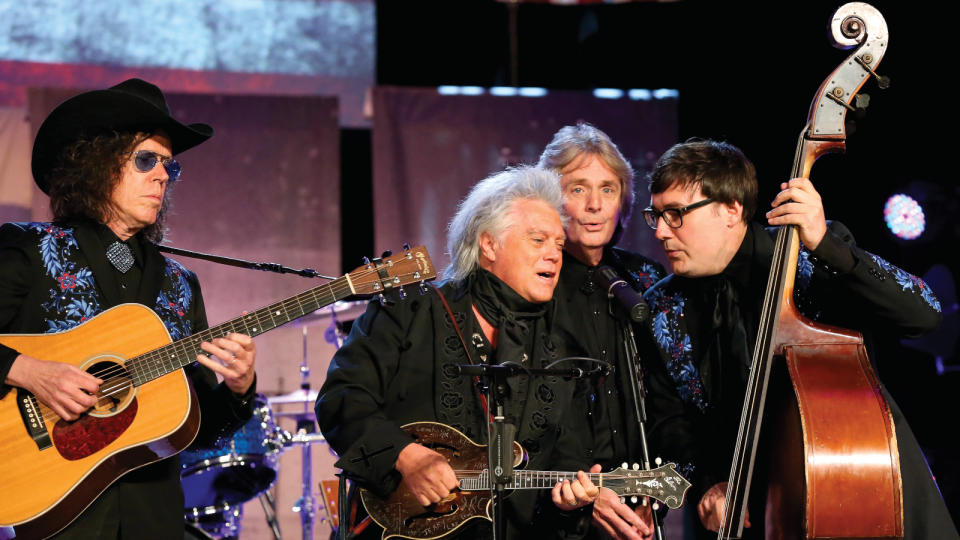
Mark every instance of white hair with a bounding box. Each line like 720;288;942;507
443;166;565;284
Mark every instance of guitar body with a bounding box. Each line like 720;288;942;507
0;303;199;539
360;422;523;540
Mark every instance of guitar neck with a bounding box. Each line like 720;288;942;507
127;275;355;386
459;471;620;491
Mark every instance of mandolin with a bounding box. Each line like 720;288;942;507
360;422;690;540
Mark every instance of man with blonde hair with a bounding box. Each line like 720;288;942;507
540;123;665;540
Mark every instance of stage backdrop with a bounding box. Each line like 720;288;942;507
24;89;343;538
371;86;678;274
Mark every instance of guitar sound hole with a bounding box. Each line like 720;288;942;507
87;360;134;416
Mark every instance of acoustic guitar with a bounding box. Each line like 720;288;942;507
0;246;436;540
360;422;691;540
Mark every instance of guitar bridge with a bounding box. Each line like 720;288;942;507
17;388;52;450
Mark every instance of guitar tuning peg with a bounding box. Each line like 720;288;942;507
398;287;407;300
402;242;411;252
630;496;638;504
378;294;387;307
641;498;648;506
381;249;393;258
652;502;660;511
632;463;640;470
418;282;429;295
621;462;629;469
654;457;662;466
620;497;626;504
362;256;371;266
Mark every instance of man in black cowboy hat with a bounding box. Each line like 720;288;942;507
0;79;257;539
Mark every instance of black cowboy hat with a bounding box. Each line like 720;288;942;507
31;78;214;194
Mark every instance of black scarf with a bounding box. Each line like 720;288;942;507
469;269;560;447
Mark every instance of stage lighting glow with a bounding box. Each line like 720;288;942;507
653;88;680;99
460;86;485;96
490;86;518;96
884;194;925;240
628;89;652;101
593;88;624;99
438;86;460;95
518;87;548;97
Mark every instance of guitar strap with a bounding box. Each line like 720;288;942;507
433;285;490;418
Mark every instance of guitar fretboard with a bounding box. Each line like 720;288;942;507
459;471;637;491
126;275;354;386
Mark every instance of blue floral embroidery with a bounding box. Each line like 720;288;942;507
24;222;196;337
630;262;666;292
868;253;941;312
27;223;103;332
154;258;194;340
646;286;707;411
796;250;814;294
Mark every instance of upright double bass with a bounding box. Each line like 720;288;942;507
720;3;901;539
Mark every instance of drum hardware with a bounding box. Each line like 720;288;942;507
258;490;282;540
182;300;359;539
287;326;319;540
185;503;242;539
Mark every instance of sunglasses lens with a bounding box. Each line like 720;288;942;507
133;151;158;173
164;160;182;182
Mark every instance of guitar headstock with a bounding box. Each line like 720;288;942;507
603;463;691;510
347;245;437;297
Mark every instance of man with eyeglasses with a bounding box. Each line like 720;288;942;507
538;123;665;540
0;79;257;539
639;139;956;538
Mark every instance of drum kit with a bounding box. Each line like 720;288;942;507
181;300;366;539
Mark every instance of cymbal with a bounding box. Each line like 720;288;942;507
267;388;318;405
291;300;368;327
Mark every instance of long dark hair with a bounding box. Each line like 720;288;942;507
46;131;169;242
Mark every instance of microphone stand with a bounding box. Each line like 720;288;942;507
458;364;588;540
608;293;666;540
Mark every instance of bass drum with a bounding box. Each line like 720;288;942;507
180;395;285;512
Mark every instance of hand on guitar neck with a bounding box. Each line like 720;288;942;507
395;442;461;506
194;331;256;396
550;464;599;511
5;354;101;421
698;481;751;533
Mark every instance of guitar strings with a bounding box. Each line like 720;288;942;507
33;264;426;424
33;269;369;423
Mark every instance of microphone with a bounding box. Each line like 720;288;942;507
596;266;649;323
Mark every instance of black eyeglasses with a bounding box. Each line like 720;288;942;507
127;150;182;183
642;198;714;229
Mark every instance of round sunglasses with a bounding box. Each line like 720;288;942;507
127;150;182;182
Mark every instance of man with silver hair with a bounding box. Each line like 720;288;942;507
540;123;666;540
317;166;597;538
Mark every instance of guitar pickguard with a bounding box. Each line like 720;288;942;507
52;399;138;460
